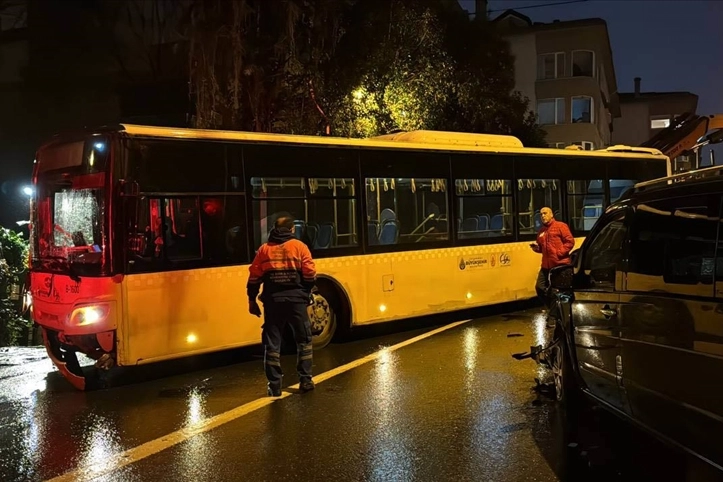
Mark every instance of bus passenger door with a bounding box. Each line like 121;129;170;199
571;210;628;412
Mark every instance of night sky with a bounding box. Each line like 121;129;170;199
460;0;723;163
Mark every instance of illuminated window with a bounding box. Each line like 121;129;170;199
571;141;595;151
537;98;565;125
572;96;593;123
650;118;670;129
537;52;565;80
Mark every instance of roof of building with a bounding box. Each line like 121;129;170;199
493;11;608;33
618;91;699;103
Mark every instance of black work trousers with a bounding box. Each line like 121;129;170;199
535;268;551;309
262;301;313;390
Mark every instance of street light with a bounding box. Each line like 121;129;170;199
22;186;33;197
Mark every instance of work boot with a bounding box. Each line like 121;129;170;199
299;379;315;393
267;383;282;397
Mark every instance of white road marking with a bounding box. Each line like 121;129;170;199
46;318;472;482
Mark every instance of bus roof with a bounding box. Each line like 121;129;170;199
110;124;667;161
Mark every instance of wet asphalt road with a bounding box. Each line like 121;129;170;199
0;304;716;482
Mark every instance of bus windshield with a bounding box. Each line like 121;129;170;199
31;139;110;277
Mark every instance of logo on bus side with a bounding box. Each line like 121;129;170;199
500;253;511;266
458;255;490;270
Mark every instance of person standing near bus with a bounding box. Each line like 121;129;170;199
247;213;317;397
529;207;574;311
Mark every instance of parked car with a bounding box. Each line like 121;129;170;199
538;166;723;473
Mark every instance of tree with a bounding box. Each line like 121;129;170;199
186;0;349;132
0;227;30;346
321;0;546;145
81;0;190;88
184;0;545;144
325;0;456;137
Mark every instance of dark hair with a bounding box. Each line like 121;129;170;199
274;212;295;230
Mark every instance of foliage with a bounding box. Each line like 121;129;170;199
187;0;350;132
184;0;546;145
0;227;30;346
325;0;546;144
327;1;456;137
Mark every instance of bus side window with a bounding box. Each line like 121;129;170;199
201;195;249;264
163;197;202;261
567;179;604;233
454;179;512;240
517;178;562;235
365;177;449;245
250;177;358;251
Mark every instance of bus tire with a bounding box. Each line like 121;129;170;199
308;281;343;349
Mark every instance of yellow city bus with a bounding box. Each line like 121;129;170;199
28;125;670;389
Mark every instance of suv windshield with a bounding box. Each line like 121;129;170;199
30;138;109;277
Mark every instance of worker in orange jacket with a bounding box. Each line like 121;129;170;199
247;213;317;397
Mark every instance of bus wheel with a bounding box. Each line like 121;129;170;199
308;290;337;349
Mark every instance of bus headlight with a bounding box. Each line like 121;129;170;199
70;304;110;326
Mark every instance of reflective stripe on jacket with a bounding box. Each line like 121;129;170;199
247;228;317;303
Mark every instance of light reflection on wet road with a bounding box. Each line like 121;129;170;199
0;307;710;481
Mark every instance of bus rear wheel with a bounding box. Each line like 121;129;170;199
308;290;337;349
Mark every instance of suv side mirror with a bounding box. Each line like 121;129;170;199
549;264;574;290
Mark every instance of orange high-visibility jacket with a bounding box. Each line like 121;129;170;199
247;228;316;303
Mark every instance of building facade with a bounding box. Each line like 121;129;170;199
495;11;619;151
613;76;698;147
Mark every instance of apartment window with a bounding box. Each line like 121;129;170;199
572;141;595;151
537;52;565;80
572;96;593;123
537;98;565;125
572;50;594;77
650;117;671;129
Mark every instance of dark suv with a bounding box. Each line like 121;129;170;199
538;166;723;472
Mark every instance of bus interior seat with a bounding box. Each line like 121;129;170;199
380;208;396;225
314;222;336;249
477;215;490;231
379;220;399;245
293;220;305;240
462;217;479;232
305;223;318;247
490;214;504;231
